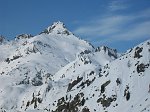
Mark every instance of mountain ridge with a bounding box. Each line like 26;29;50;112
0;22;150;112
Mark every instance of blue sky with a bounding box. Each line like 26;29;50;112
0;0;150;52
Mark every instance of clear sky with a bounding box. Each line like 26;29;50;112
0;0;150;52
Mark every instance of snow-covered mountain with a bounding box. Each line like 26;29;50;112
0;21;150;112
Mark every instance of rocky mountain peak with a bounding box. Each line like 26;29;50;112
40;21;72;35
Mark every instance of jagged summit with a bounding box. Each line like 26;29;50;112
40;21;72;35
50;21;65;29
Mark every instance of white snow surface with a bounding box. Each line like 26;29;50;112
0;22;150;112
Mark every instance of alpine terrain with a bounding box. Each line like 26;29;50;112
0;21;150;112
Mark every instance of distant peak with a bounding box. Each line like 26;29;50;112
40;21;72;35
0;35;6;44
15;34;33;40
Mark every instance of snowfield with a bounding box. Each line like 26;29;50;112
0;21;150;112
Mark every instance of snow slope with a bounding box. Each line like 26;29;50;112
0;22;150;112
